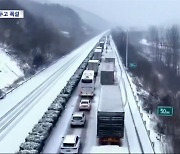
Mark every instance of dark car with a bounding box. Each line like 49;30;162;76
0;89;6;99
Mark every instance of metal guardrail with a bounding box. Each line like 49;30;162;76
124;69;155;152
111;37;155;153
115;50;144;154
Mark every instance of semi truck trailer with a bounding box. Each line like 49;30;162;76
97;85;125;145
88;60;99;76
93;49;102;61
100;62;115;85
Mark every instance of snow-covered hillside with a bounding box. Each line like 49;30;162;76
0;46;24;89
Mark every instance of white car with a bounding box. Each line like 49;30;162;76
60;135;80;154
79;99;91;110
71;112;86;127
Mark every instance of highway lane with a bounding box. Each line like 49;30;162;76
0;32;106;153
43;40;131;154
0;32;105;119
43;35;155;154
0;52;81;141
57;61;130;153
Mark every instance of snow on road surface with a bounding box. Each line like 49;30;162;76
0;46;23;89
0;32;106;153
90;145;128;153
43;57;129;154
43;36;155;154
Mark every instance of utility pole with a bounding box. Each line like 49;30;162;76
126;30;129;68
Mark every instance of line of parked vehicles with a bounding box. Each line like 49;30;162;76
60;34;125;154
59;36;107;154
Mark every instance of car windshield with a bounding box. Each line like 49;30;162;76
81;101;88;104
63;143;75;147
73;116;82;120
81;79;92;83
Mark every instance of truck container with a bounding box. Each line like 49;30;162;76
96;46;103;52
100;62;115;85
93;49;102;61
88;60;99;76
104;52;116;64
99;41;105;50
97;85;125;145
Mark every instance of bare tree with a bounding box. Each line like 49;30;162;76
148;26;159;63
158;26;166;63
166;25;180;74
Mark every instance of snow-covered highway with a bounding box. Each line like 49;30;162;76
42;35;155;153
0;32;157;153
0;32;105;152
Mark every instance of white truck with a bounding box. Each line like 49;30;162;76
99;41;105;50
100;62;115;85
88;60;99;76
93;49;102;61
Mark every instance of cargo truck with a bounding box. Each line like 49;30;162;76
100;62;115;85
99;41;105;50
93;49;102;61
88;60;99;76
96;46;103;52
104;52;116;64
97;85;125;145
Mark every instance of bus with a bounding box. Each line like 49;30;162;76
80;70;95;97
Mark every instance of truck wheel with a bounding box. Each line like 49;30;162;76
118;139;122;146
98;139;102;145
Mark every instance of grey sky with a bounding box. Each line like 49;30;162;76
32;0;180;28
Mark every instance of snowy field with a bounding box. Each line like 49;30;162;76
0;46;23;89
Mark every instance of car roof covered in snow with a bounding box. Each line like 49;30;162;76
94;48;102;53
81;99;90;102
63;135;77;144
72;112;84;117
88;60;99;63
